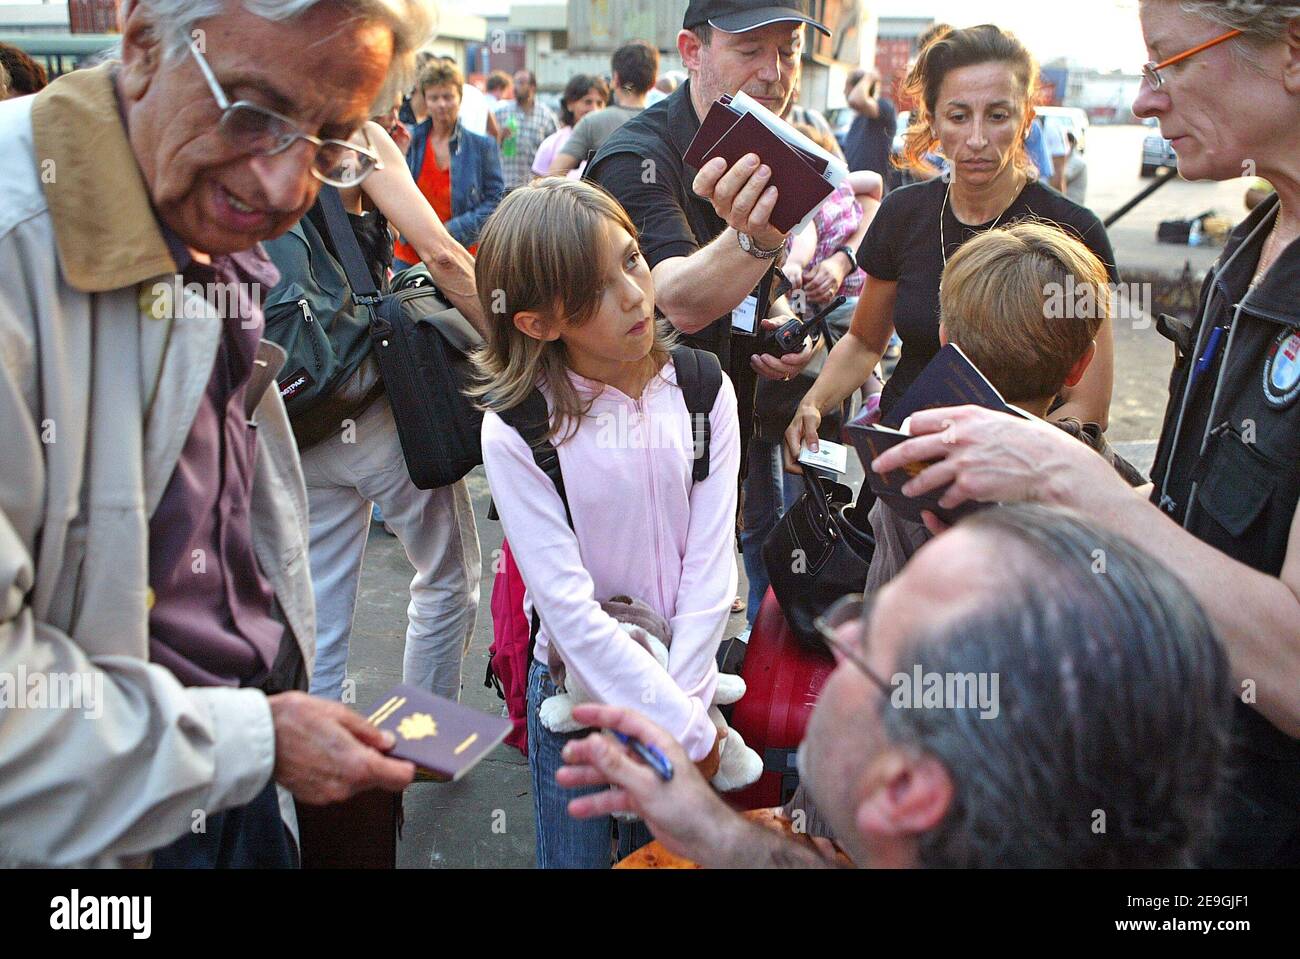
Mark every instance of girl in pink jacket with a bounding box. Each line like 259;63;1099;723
473;180;740;868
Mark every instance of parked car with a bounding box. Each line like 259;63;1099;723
1141;133;1178;177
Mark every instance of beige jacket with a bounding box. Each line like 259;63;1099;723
0;64;315;866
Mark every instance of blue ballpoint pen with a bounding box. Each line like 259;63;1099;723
1190;323;1226;390
609;731;674;782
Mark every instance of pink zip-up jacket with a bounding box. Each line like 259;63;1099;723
481;358;740;761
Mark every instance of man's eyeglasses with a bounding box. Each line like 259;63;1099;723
188;39;383;188
1142;28;1243;90
812;593;894;697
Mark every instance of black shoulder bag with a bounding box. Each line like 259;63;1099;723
318;186;485;489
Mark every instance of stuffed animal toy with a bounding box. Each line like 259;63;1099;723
540;596;763;793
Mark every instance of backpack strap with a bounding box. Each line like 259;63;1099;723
670;345;724;484
317;185;383;304
494;388;571;665
495;388;573;528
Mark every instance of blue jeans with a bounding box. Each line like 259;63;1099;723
740;436;803;624
151;779;296;868
527;659;652;868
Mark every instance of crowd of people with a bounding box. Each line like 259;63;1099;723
0;0;1297;872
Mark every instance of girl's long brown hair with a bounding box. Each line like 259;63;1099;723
467;178;674;441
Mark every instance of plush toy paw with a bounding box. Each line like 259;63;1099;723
711;726;763;793
539;692;586;734
713;672;747;706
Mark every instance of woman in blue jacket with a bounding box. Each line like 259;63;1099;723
395;59;503;264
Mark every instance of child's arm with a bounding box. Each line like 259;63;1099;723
785;219;819;287
481;412;719;762
846;170;884;202
666;376;742;707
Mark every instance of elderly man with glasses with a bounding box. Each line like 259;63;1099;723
0;0;434;867
559;506;1234;868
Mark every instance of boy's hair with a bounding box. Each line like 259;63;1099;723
469;179;674;440
939;221;1108;404
418;59;463;97
486;70;513;94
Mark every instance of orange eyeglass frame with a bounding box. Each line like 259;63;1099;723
1143;28;1244;89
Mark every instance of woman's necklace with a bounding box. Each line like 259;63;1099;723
939;172;1024;268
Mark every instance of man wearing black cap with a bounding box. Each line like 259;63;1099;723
585;0;831;479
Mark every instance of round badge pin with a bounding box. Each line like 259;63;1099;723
1263;328;1300;409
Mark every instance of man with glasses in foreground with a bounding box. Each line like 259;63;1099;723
0;0;434;866
559;505;1233;867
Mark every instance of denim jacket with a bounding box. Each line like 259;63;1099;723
406;118;504;246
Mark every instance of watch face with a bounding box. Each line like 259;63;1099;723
738;232;752;252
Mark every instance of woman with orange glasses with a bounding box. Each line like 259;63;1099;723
867;0;1300;868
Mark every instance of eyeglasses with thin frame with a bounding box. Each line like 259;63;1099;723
1142;28;1243;90
812;593;894;697
188;39;383;188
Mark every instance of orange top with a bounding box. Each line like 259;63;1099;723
395;142;454;265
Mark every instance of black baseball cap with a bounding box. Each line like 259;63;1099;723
683;0;830;37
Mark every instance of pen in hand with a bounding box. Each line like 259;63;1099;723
608;730;674;782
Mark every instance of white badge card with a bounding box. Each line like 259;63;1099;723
731;294;759;335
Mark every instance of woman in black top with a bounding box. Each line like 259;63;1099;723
788;24;1117;456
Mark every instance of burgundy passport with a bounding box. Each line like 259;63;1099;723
684;98;830;175
693;109;834;234
684;98;742;168
366;684;511;782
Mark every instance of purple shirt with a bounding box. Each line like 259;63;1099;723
147;235;285;688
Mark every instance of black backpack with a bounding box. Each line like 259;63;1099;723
483;345;724;703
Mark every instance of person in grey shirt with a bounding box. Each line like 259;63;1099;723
549;39;659;176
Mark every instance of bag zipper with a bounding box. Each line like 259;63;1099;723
299;298;325;370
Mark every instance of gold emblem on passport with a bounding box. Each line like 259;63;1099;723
397;712;438;740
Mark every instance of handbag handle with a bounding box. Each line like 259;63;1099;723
800;466;837;536
317;185;383;305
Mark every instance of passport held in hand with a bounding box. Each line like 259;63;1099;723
684;93;846;234
366;684;512;782
845;344;1031;525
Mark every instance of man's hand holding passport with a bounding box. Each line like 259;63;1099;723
684;91;848;235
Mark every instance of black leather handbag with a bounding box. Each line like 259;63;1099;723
318;187;485;489
761;467;875;649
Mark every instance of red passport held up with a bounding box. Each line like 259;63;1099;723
684;98;836;234
366;684;512;782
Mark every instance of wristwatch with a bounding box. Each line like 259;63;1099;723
834;244;857;270
737;230;785;260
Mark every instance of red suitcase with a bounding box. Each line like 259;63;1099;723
725;588;835;811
